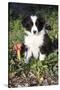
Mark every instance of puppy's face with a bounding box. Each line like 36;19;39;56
22;15;50;35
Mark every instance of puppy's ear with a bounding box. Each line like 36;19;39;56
22;16;30;27
45;23;51;31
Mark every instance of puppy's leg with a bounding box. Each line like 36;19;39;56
33;48;39;59
39;53;45;61
25;49;32;63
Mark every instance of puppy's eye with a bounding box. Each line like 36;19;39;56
26;21;33;28
36;18;45;31
36;19;44;26
35;20;39;26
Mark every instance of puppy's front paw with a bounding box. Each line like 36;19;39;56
39;53;45;61
24;58;29;64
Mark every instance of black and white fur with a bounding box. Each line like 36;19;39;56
22;15;52;63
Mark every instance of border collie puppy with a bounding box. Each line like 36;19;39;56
22;15;52;63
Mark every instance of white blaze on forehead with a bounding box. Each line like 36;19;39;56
30;16;38;34
30;16;37;24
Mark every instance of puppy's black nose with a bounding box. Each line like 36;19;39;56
33;31;36;34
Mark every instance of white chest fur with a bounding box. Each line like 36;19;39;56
24;29;45;60
24;29;45;49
